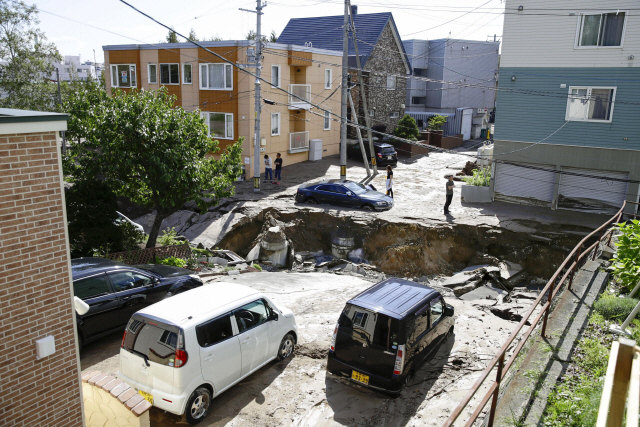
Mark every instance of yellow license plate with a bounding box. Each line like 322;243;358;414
351;370;369;385
138;390;153;404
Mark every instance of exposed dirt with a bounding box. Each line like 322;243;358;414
83;272;541;427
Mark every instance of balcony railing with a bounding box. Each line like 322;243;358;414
288;84;311;110
289;131;309;153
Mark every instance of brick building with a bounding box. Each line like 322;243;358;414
0;109;84;426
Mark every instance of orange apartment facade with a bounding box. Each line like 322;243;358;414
103;41;342;178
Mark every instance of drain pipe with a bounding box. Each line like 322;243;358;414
348;91;371;180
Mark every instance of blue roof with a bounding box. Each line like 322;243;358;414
277;12;409;71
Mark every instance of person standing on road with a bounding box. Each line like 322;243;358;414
444;175;454;214
386;165;394;198
264;154;273;182
274;153;283;185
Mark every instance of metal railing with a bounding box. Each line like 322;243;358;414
443;201;639;427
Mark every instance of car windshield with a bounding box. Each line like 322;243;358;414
342;182;367;195
380;147;395;154
338;304;400;350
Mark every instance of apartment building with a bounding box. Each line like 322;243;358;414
103;41;342;178
492;1;640;214
51;55;103;81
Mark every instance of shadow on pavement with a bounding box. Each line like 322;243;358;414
80;331;123;371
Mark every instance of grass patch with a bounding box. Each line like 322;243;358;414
593;293;638;320
252;263;263;271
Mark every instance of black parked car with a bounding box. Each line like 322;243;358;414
71;257;203;347
347;141;398;166
327;278;455;394
295;179;393;211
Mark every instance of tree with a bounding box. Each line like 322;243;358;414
246;29;276;43
394;114;420;140
166;27;179;43
63;87;243;248
0;0;61;111
269;30;278;43
188;28;199;42
427;114;447;131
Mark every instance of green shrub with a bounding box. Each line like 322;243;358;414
427;114;447;131
252;263;262;271
593;293;638;320
463;166;491;187
156;256;187;268
158;227;181;246
393;114;420;140
611;220;640;292
192;247;212;257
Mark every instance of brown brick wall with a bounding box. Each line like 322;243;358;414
0;131;83;426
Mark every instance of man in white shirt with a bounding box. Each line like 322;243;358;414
264;154;273;182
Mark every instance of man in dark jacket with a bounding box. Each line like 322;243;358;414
445;175;454;214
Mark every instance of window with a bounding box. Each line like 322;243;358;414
110;64;136;88
325;69;332;89
160;63;179;85
387;75;396;90
566;87;616;122
411;96;426;105
148;64;157;84
234;300;269;333
577;12;626;47
200;63;233;90
201;112;234;139
352;311;369;329
271;65;281;87
338;304;399;350
271;112;280;136
289;131;309;152
411;311;430;344
323;109;331;130
390;112;399;119
316;184;334;192
196;314;234;347
369;110;375;117
73;275;110;300
414;68;428;77
108;271;153;292
123;322;178;367
430;298;444;325
183;63;192;84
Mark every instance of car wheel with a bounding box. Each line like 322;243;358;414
362;204;374;211
183;387;212;425
305;198;318;205
277;333;295;361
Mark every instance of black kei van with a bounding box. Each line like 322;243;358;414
326;278;455;394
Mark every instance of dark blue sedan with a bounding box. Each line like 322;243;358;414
295;179;393;211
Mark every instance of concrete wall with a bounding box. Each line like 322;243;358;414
0;130;84;426
403;39;428;110
502;0;640;68
82;372;150;427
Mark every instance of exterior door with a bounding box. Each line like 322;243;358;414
494;163;556;207
461;109;473;141
197;314;242;394
331;184;356;207
558;167;628;214
314;184;334;204
73;273;120;338
234;300;272;376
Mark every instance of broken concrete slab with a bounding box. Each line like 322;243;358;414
246;244;260;262
452;280;482;297
442;271;482;288
459;285;508;302
209;256;228;266
499;261;523;280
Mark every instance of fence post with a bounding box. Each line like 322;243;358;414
569;247;581;290
592;228;604;261
541;278;555;338
487;352;505;427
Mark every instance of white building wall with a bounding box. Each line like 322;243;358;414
501;0;640;68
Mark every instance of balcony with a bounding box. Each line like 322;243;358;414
288;84;311;110
289;131;309;154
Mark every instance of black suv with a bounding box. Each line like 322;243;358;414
327;278;454;394
71;257;203;347
347;141;398;166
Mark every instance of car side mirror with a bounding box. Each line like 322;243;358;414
347;191;353;196
445;305;454;317
74;296;90;316
271;312;279;322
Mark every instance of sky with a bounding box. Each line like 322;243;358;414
32;0;506;64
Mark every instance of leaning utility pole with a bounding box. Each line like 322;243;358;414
339;0;349;181
240;1;266;192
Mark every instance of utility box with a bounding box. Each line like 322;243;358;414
309;139;323;161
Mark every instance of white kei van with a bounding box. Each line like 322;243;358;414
117;282;297;424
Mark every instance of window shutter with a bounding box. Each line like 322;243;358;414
225;114;233;139
130;65;136;87
225;64;232;89
111;65;117;87
200;64;207;88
